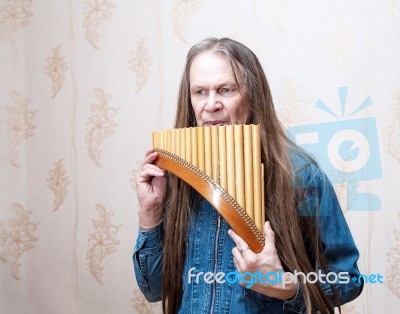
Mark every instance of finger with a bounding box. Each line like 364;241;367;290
228;228;248;250
232;248;245;270
141;165;165;176
141;163;164;173
229;229;254;262
137;165;166;182
143;151;159;166
232;256;239;268
138;151;164;176
145;148;155;157
262;221;276;254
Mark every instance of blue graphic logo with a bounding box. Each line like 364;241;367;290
352;273;384;284
287;87;382;211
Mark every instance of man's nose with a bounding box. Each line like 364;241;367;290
204;92;222;112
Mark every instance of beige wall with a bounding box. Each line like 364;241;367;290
1;0;399;313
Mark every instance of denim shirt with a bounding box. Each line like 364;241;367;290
133;154;363;313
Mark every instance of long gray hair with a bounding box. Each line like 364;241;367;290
162;37;336;314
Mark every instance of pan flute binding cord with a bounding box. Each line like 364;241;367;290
152;124;265;253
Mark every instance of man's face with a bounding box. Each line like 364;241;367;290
189;52;249;126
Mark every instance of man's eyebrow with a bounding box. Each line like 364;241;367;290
189;84;202;91
191;81;237;88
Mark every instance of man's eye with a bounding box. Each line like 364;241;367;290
220;88;234;94
195;90;206;95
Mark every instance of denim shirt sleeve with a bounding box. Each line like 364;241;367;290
314;169;364;306
133;224;164;302
282;159;363;312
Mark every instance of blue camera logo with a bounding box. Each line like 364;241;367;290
287;87;382;211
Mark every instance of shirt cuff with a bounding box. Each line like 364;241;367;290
134;223;163;253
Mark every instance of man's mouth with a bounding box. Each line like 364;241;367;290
203;121;227;126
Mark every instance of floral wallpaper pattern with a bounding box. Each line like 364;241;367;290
170;0;202;43
0;203;39;280
85;88;119;167
44;46;68;98
386;213;400;298
83;0;115;50
383;89;400;163
384;0;400;21
328;23;354;70
86;204;121;284
277;77;311;126
266;0;291;33
0;0;33;42
128;38;153;95
47;159;70;212
131;289;158;313
6;91;36;168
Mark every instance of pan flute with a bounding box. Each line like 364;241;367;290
152;124;265;252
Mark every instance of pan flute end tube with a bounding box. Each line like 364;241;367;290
154;131;161;149
261;164;265;230
204;126;212;178
166;130;172;152
226;125;236;199
218;126;227;191
191;128;198;168
173;129;177;156
197;127;205;172
243;125;254;221
234;124;245;210
185;127;191;164
211;126;219;183
252;125;262;232
180;128;185;159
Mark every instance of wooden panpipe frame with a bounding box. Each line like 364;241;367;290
152;124;265;253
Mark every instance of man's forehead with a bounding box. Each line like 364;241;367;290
189;53;245;86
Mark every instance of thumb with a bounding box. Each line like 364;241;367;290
263;221;276;251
